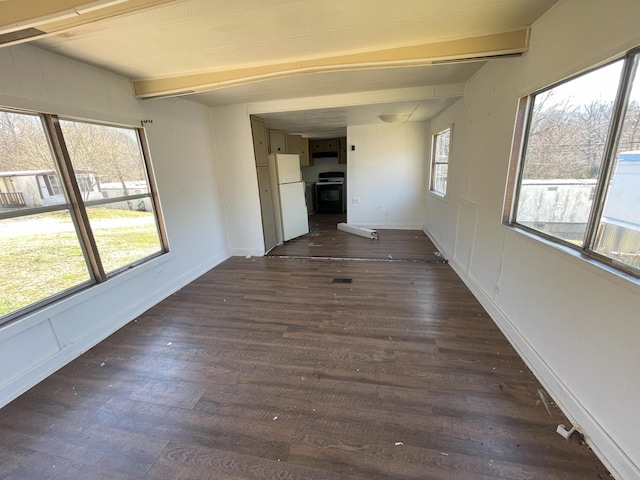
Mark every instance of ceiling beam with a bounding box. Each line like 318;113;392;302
133;29;529;99
0;0;175;44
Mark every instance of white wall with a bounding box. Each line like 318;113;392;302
0;45;229;408
424;1;640;478
347;122;428;229
210;104;266;256
301;156;346;183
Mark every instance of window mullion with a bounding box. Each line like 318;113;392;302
583;53;639;250
137;128;169;252
509;96;534;224
42;114;107;282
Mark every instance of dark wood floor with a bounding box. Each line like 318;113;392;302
0;257;609;478
268;214;445;262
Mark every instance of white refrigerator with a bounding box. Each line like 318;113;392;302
267;153;309;243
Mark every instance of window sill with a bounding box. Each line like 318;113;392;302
429;190;447;201
503;223;640;289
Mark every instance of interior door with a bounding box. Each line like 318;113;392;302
256;167;277;252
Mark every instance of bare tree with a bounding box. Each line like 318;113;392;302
59;120;146;203
0;112;55;172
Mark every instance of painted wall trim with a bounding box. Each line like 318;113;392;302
229;247;267;257
424;228;639;480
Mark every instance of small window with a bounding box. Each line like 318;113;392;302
431;127;451;196
47;175;62;195
0;109;167;324
508;48;640;277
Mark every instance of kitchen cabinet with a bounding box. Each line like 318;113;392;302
250;116;268;167
339;137;347;164
256;166;277;252
310;137;343;163
310;138;339;155
299;138;312;167
286;134;312;167
269;129;286;154
310;139;323;154
285;134;302;154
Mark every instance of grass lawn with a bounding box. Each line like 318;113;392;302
0;208;161;318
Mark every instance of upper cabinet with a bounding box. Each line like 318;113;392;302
260;126;347;168
299;138;311;167
286;134;312;167
269;130;286;154
285;134;302;154
310;138;339;155
250;116;269;167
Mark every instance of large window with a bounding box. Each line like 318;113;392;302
430;127;451;196
508;48;640;277
0;109;167;323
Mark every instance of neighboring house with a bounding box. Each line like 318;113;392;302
516;152;640;260
517;179;597;240
0;169;100;208
100;181;153;212
602;151;640;228
0;170;63;208
599;151;640;266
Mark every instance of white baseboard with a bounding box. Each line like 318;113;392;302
229;247;265;257
424;229;638;480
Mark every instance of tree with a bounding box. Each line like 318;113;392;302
1;112;148;208
60;121;146;201
0;112;55;172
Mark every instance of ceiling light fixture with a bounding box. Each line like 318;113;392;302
379;113;410;123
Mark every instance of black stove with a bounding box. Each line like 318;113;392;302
316;172;345;213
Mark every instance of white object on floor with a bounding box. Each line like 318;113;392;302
556;424;577;439
337;223;378;239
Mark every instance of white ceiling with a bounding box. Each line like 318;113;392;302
254;96;464;138
1;0;559;136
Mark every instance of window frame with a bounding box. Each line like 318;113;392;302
505;47;640;279
0;108;168;324
430;126;452;197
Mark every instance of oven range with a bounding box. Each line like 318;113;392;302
315;171;345;214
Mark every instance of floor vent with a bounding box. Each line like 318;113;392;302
332;278;353;283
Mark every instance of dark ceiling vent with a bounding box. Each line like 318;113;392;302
0;28;46;46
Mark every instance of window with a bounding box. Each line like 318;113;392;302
0;109;167;324
47;175;62;195
431;127;451;196
508;48;640;277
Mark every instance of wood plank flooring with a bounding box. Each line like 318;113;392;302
0;256;610;479
267;214;444;262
